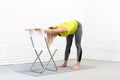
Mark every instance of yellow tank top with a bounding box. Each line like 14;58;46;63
55;20;78;37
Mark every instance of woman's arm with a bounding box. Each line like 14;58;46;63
44;27;67;34
25;27;67;35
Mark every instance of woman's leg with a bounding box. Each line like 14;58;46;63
59;35;74;67
72;21;82;70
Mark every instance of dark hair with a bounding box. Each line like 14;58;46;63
48;27;56;29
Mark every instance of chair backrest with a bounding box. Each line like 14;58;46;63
29;30;45;38
28;30;49;49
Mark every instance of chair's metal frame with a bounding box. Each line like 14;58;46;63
28;30;58;73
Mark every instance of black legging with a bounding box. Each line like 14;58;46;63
64;21;82;62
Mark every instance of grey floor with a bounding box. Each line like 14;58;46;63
0;59;120;80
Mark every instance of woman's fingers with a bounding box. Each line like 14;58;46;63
25;28;41;31
34;28;41;31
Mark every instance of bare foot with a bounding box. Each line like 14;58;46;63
72;62;80;70
58;63;67;67
58;60;68;68
72;65;80;70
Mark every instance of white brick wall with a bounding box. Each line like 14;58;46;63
0;0;83;65
1;0;120;65
82;0;120;61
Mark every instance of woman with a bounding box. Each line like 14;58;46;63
26;19;82;70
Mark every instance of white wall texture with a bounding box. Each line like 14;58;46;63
0;0;83;65
0;0;120;65
82;0;120;61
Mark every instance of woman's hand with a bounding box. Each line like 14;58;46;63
25;28;41;31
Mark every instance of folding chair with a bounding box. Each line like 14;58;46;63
28;30;58;73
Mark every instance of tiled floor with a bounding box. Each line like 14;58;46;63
0;59;120;80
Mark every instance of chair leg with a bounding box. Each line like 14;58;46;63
30;50;44;72
41;49;58;73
